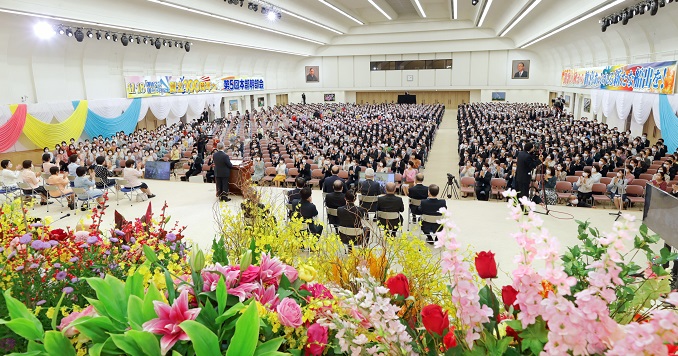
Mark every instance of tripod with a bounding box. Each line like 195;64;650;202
609;160;631;221
532;147;552;216
442;174;460;199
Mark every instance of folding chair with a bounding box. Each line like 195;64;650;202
0;184;20;203
408;198;422;229
326;207;339;233
377;211;401;234
72;187;101;214
359;195;379;221
420;214;442;240
116;179;142;205
17;182;39;208
45;185;73;212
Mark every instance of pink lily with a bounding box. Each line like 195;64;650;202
142;290;201;355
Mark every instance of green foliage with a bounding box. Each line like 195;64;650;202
225;302;260;356
179;320;221;356
110;330;162;356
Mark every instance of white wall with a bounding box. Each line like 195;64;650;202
477;89;549;103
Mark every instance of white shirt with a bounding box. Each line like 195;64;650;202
1;169;21;187
122;167;143;188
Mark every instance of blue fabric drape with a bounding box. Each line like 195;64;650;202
83;98;142;139
659;94;678;153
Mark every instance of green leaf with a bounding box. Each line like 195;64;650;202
128;295;145;330
2;290;43;338
216;302;245;325
632;278;671;309
254;337;284;356
86;275;128;325
217;277;228;315
143;244;160;263
125;330;162;356
519;318;548;355
68;316;117;343
0;318;44;341
225;302;259;356
111;333;146;356
179;320;222;356
165;270;176;304
143;282;164;322
125;271;145;299
44;330;76;356
6;352;41;356
89;343;105;356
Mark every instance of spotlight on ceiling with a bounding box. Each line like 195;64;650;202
105;32;111;40
112;34;118;42
267;11;277;20
57;26;65;35
34;22;56;39
659;0;666;7
178;42;183;49
86;30;93;38
471;0;479;5
74;28;84;42
154;38;161;49
143;37;148;44
65;28;73;37
135;36;141;44
95;31;102;40
121;34;129;46
163;39;168;47
650;0;659;15
185;42;191;53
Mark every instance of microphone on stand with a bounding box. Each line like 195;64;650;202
56;213;71;221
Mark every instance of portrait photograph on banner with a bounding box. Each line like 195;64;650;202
491;92;506;101
305;66;319;82
228;99;238;111
512;60;530;79
257;97;265;107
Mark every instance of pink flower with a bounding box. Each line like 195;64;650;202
282;265;299;283
253;285;279;309
240;265;261;283
228;282;260;302
305;323;329;356
143;290;201;355
58;305;97;337
259;253;284;286
300;283;333;300
276;297;303;328
201;263;239;292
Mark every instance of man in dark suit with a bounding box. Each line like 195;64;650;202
358;168;382;213
300;156;312;182
306;68;318;82
213;142;233;202
325;180;346;228
322;165;346;194
182;150;203;181
475;163;493;201
513;62;529;78
407;173;428;221
418;184;447;243
337;191;369;247
376;182;404;233
295;187;323;236
287;177;305;204
301;93;306;105
515;142;540;200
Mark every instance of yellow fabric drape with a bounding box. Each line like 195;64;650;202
23;101;88;149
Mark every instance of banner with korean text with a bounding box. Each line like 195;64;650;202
125;75;265;98
561;61;677;94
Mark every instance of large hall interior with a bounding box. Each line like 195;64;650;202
1;0;678;355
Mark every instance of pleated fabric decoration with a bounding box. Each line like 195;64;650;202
23;100;88;149
659;94;678;153
84;98;142;139
0;104;27;152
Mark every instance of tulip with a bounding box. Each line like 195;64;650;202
475;251;498;279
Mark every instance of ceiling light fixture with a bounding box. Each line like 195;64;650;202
33;21;55;39
500;0;541;37
413;0;427;17
74;28;84;42
368;0;392;20
520;0;626;48
146;0;324;45
453;0;458;19
472;0;479;5
477;0;493;27
65;27;73;37
317;0;364;24
0;8;311;56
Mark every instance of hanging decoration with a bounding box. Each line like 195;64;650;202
84;98;142;139
659;94;678;153
23;101;88;149
0;104;27;153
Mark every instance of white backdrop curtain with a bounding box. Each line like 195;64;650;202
27;102;77;123
653;94;662;130
88;98;132;118
147;97;172;121
137;98;150;122
206;94;223;113
615;91;633;122
0;105;11;125
591;89;603;115
186;95;207;121
632;93;656;125
601;91;615;119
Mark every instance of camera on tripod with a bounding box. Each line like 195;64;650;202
447;173;460;188
442;173;460;199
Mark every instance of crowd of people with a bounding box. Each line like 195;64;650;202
457;102;678;207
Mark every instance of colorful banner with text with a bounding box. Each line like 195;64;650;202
125;75;265;98
561;61;677;94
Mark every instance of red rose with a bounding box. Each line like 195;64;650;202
49;228;69;241
305;323;328;356
475;251;497;279
502;285;520;311
421;304;449;336
667;344;678;355
386;273;410;298
443;327;457;349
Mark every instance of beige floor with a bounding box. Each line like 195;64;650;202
12;110;657;286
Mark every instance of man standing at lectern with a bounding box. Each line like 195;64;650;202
516;142;540;200
213;142;233;202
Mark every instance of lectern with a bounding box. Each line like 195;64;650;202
228;160;253;196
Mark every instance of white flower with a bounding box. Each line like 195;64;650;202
354;334;369;345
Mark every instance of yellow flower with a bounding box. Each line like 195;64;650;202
46;307;55;319
298;265;317;283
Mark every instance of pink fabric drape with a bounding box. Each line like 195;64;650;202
0;104;27;152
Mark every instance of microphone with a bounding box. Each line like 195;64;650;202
57;213;71;221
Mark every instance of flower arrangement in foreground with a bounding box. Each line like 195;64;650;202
0;190;677;355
